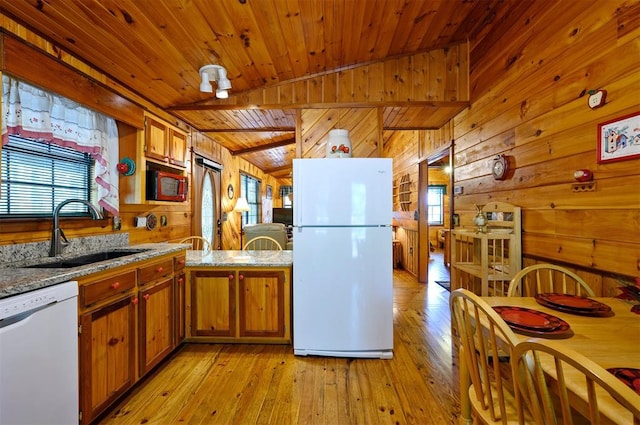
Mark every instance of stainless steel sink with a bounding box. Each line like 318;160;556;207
25;249;149;268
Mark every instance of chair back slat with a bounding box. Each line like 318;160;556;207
243;236;283;250
450;289;525;424
178;236;212;251
508;264;595;297
512;339;640;425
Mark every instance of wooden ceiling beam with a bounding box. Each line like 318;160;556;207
201;127;294;133
263;164;293;175
230;138;296;156
168;100;469;111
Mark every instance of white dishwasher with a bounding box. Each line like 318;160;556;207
0;280;79;425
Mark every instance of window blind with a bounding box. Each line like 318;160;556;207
1;135;95;218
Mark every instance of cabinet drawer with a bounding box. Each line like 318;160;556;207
174;254;186;273
138;258;174;285
80;270;137;307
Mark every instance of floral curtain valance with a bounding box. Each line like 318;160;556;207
2;75;119;215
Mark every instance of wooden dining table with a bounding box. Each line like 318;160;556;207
479;296;640;424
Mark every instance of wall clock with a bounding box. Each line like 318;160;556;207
227;184;234;199
492;154;510;180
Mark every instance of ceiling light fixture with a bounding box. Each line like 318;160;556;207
199;64;232;98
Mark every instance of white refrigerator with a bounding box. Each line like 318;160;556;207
293;158;393;359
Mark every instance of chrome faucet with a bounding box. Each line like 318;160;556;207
50;199;103;257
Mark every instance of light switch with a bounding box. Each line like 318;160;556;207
134;216;147;228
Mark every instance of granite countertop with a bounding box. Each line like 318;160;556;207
1;244;293;299
186;250;293;268
0;243;188;299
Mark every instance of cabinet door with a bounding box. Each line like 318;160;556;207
191;270;236;337
145;117;168;162
169;129;187;167
238;270;286;338
175;271;186;344
139;278;174;376
79;295;136;425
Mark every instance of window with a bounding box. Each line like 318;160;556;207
427;185;446;225
1;135;97;218
279;185;293;208
240;173;261;225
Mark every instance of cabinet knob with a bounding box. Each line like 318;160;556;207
177;277;184;285
111;281;120;289
178;259;185;265
132;298;139;305
228;274;234;280
239;274;244;280
156;266;164;273
144;294;150;301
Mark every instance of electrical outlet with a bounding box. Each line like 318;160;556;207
134;216;147;228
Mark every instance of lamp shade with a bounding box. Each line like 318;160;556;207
199;72;213;92
216;67;232;90
233;197;250;212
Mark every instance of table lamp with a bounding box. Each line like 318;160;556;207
233;197;250;247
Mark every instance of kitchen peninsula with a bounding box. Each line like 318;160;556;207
185;249;293;344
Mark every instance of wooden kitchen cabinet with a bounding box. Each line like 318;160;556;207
138;277;174;376
188;266;291;343
77;250;186;425
238;270;287;338
79;294;136;425
138;256;176;376
144;115;187;167
191;270;237;337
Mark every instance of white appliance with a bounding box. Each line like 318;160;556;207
0;281;79;425
293;158;393;359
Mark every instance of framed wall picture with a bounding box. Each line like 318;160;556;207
266;184;273;199
597;111;640;164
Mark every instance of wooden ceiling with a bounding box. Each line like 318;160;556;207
0;0;522;177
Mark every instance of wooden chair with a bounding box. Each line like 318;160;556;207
512;338;640;425
178;236;212;251
450;288;533;425
243;236;282;250
507;264;595;297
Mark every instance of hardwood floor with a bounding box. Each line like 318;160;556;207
97;255;460;425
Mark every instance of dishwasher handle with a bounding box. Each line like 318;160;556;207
0;301;56;330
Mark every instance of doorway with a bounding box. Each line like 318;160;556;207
193;155;222;249
418;145;453;284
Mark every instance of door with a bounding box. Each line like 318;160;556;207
193;155;222;249
418;145;454;283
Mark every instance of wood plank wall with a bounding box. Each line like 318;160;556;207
453;0;640;292
383;1;640;289
219;44;469;108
